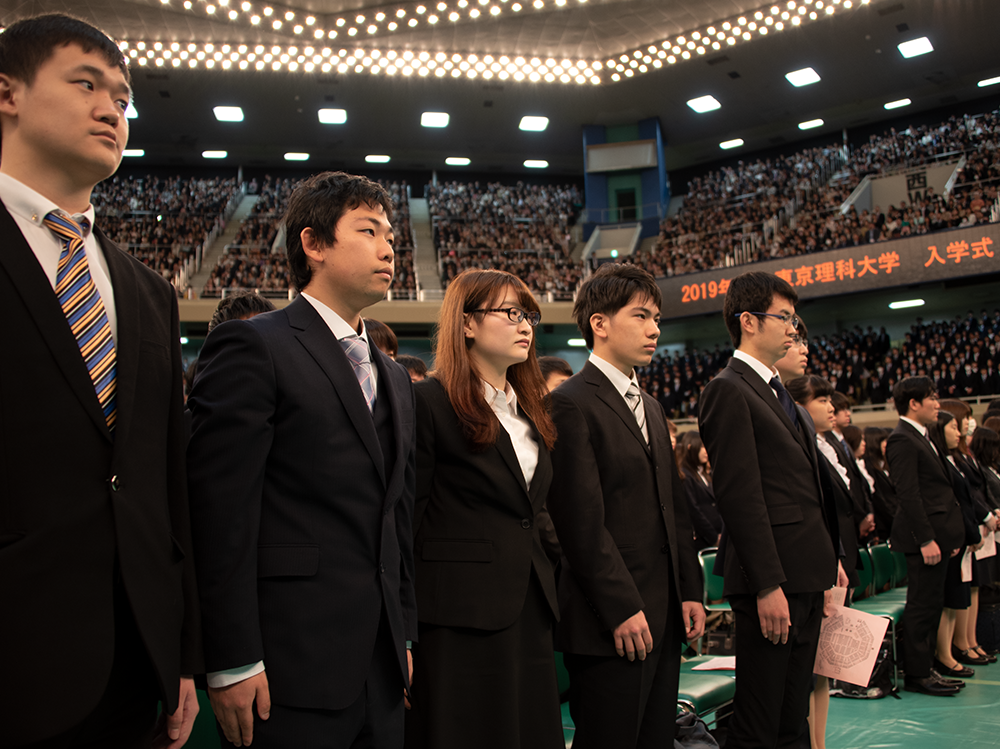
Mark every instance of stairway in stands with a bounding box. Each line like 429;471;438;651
407;197;443;295
188;193;259;296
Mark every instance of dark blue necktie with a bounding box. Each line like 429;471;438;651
770;376;800;429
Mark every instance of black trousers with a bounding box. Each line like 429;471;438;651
225;607;404;749
903;552;950;678
726;590;825;749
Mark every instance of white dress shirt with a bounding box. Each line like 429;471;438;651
589;352;648;441
0;172;117;342
483;380;539;487
816;436;851;490
207;293;378;688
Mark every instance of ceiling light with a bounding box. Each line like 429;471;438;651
519;115;549;131
421;111;449;127
978;76;1000;87
202;150;228;158
884;98;911;110
687;95;721;113
785;67;820;86
445;157;471;165
366;154;391;163
524;160;549;168
213;106;244;122
284;152;309;161
720;138;744;149
888;299;925;310
567;338;587;347
318;108;347;124
122;149;145;157
798;118;824;129
126;104;138;119
898;37;933;58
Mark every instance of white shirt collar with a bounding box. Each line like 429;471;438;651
0;172;95;231
482;379;518;416
589;352;639;399
900;416;928;438
733;349;779;387
300;292;370;347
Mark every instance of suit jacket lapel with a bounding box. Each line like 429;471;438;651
288;297;386;483
0;206;111;441
731;358;811;454
99;230;138;450
495;427;528;494
371;345;407;501
899;420;948;475
584;361;649;456
527;443;552;512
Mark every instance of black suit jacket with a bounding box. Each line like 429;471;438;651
699;357;838;597
547;361;701;656
187;296;416;710
682;472;722;550
0;206;201;745
412;377;558;629
886;420;964;555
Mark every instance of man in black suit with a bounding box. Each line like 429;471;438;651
187;172;416;747
547;263;704;749
699;271;842;749
0;14;201;747
886;377;965;695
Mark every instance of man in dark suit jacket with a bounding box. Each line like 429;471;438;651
699;271;842;749
886;377;965;695
0;15;201;747
547;264;704;749
187;172;417;747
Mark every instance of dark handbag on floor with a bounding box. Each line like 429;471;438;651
675;711;719;749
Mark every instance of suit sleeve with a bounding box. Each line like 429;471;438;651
885;431;935;547
547;390;645;631
187;321;275;672
699;377;786;593
395;374;418;642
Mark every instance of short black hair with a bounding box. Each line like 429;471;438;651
396;354;427;377
0;14;130;87
572;263;661;349
830;391;852;413
785;374;834;405
538;356;573;380
283;171;394;291
208;290;276;333
892;376;936;416
722;271;799;348
364;317;398;358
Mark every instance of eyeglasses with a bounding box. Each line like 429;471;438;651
472;307;541;327
735;311;801;330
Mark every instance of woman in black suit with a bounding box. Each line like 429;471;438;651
405;269;563;749
676;430;722;550
862;427;899;541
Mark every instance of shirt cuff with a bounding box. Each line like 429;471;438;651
207;661;266;689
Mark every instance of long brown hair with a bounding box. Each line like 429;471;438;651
432;269;556;451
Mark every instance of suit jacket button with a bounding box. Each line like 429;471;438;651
109;475;120;492
521;518;532;529
660;503;667;511
661;545;669;554
379;563;386;573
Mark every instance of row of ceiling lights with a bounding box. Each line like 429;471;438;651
122;148;550;168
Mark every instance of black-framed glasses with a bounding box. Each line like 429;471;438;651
734;311;801;330
472;307;541;327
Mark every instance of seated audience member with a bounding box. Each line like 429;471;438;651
207;289;277;333
365;317;398;360
676;431;721;550
861;427;899;540
538;356;573;392
396;354;428;383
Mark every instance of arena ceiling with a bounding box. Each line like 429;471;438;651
2;0;998;174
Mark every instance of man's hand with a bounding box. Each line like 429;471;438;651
921;540;942;565
208;671;270;747
986;515;999;533
859;514;876;536
613;610;653;661
152;676;199;748
836;560;849;589
404;649;413;710
757;586;791;645
682;601;706;642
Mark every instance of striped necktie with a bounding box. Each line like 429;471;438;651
625;382;648;443
341;335;376;413
44;211;117;432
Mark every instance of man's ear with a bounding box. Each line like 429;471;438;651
739;312;757;339
300;227;325;264
590;312;608;342
0;73;22;118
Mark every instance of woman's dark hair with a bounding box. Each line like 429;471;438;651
572;263;661;349
939;399;972;456
842;424;863;454
675;430;706;481
971;427;1000;470
785;374;834;406
928;411;957;457
863;426;888;473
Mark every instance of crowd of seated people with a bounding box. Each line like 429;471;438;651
637;309;1000;419
202;175;415;298
427;180;583;295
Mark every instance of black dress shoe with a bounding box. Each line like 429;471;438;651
934;658;974;678
904;676;960;695
953;645;989;665
972;646;998;663
930;669;966;688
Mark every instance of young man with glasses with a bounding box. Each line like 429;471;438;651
699;271;844;749
546;263;704;749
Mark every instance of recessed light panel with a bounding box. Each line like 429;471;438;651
202;150;228;158
798;119;824;130
687;95;721;113
284;152;310;161
213;106;244;122
126;104;138;120
366;154;391;163
720;138;744;149
445;157;471;166
524;160;549;169
898;37;933;58
318;108;347;124
785;67;821;87
421;111;449;128
519;116;549;131
979;76;1000;88
884;98;911;110
888;299;925;310
122;149;145;157
567;339;587;347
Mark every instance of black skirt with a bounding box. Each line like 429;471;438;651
404;571;564;749
943;546;976;610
